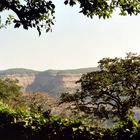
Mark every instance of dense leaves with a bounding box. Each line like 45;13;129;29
1;101;140;140
0;0;55;35
1;0;140;34
64;0;140;18
0;78;21;101
79;53;140;120
61;53;140;121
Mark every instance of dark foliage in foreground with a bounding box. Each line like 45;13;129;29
1;0;140;34
0;101;140;140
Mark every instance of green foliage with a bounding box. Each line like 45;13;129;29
110;118;140;140
0;101;14;114
0;0;55;35
0;101;140;139
1;0;140;34
0;78;21;101
21;93;51;115
63;53;140;121
65;0;140;19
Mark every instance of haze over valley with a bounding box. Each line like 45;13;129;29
0;67;98;96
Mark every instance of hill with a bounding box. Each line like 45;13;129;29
0;67;98;96
0;68;39;76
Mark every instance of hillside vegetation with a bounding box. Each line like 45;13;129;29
0;68;39;76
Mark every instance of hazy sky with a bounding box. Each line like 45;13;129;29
0;1;140;71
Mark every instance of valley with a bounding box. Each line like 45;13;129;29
0;67;98;96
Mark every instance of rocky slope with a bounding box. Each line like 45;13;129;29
0;67;98;96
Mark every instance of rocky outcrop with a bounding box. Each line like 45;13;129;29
0;67;98;96
2;74;36;91
26;72;82;96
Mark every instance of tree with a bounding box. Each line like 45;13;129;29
1;0;140;35
0;78;21;101
22;92;51;115
61;53;140;121
0;0;55;35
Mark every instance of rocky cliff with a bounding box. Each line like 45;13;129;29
26;72;82;96
0;68;98;96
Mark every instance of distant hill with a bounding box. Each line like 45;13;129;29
0;68;39;76
0;67;98;96
46;67;98;75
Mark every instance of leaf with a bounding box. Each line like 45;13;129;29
37;26;41;36
120;0;125;4
46;28;50;33
14;23;21;28
0;3;5;12
64;0;69;5
70;0;76;6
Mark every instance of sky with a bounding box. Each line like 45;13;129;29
0;1;140;71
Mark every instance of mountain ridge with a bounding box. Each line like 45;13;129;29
0;67;98;96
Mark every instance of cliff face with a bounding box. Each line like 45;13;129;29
26;72;82;96
3;74;36;91
61;74;81;88
0;68;98;96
